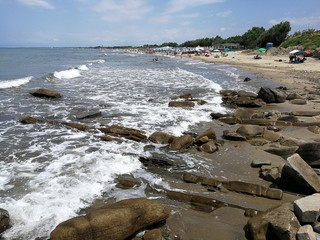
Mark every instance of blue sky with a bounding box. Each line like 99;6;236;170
1;0;319;47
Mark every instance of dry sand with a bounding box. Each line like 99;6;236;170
194;51;320;90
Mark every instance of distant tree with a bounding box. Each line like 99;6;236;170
257;21;291;47
160;42;178;47
241;27;265;49
225;35;243;44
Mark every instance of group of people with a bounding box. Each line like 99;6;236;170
289;55;306;63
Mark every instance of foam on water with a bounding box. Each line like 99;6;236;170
77;64;89;71
0;76;33;89
53;68;81;79
0;126;144;239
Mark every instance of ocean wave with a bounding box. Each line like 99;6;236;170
76;64;89;71
0;76;33;89
53;68;81;79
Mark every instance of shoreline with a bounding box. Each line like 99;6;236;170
153;50;320;239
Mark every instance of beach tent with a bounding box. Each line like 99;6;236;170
258;48;266;52
223;48;230;52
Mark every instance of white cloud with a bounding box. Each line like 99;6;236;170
220;27;226;31
18;0;54;9
166;0;224;13
216;10;232;17
93;0;153;22
269;16;320;28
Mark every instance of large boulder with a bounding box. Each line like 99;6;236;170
148;131;174;144
279;154;320;194
246;202;301;240
30;88;62;98
296;143;320;167
257;87;287;103
50;198;170;240
170;134;193;151
0;208;10;234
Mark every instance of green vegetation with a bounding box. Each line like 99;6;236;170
257;21;291;47
280;29;320;50
147;21;319;50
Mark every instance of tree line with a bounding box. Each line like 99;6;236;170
143;21;291;49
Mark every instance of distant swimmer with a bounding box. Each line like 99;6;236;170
152;56;158;62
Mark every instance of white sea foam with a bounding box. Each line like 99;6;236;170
0;129;143;239
0;76;33;89
53;68;81;79
77;64;89;71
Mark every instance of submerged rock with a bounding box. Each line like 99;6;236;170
30;88;62;98
50;198;169;240
0;208;10;234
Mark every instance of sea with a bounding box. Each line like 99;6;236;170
0;47;275;239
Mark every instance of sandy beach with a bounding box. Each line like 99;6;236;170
194;51;320;90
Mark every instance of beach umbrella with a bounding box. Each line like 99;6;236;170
289;49;300;54
258;48;266;52
213;49;220;52
204;49;211;53
223;48;230;52
293;50;305;56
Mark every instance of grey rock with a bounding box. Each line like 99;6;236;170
294;194;320;223
296;143;320;168
247;202;300;240
296;225;317;240
279;153;320;194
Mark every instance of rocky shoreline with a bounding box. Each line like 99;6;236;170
1;58;320;239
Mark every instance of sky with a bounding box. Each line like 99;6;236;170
0;0;320;47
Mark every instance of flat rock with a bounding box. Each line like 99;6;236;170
294;194;320;223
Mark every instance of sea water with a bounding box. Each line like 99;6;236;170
0;48;268;239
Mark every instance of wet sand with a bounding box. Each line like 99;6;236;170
160;51;320;240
